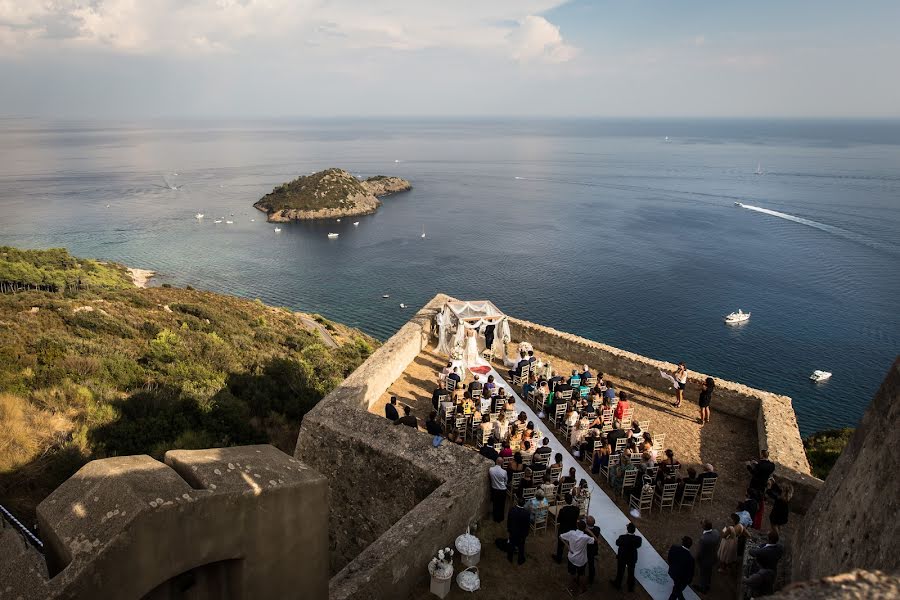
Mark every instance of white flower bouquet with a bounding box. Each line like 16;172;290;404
428;547;454;579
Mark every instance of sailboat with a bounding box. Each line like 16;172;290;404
420;225;426;239
755;162;764;176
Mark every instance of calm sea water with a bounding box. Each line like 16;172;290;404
1;118;898;436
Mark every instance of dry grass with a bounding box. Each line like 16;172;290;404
0;393;73;473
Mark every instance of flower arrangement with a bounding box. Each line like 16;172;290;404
450;344;463;360
428;546;454;579
517;341;533;354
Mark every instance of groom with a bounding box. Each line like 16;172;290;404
484;324;496;352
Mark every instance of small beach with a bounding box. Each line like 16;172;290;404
127;268;155;288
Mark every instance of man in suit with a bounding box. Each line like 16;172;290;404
507;352;529;379
483;324;495;351
506;493;531;564
607;421;626;450
695;520;721;593
667;536;695;600
431;386;449;411
611;522;642;592
698;463;718;484
553;493;581;563
468;375;483;397
585;516;602;584
384;395;399;420
750;530;784;572
747;450;776;492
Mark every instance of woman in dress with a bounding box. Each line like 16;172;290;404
698;376;715;425
768;482;793;534
717;513;743;572
672;362;688;407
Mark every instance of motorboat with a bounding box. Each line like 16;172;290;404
399;303;406;309
421;225;426;239
382;294;390;298
724;309;751;324
734;202;743;207
195;213;204;219
327;233;339;239
273;227;281;233
353;221;360;226
336;219;341;222
214;219;223;224
250;219;255;222
810;370;832;382
225;220;234;224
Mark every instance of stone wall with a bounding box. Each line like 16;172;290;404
791;358;900;582
507;316;822;511
295;293;491;600
4;445;328;600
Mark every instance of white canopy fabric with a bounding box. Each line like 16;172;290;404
435;300;511;365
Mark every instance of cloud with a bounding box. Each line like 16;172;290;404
0;1;577;63
508;15;578;63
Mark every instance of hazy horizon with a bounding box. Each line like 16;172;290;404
2;1;898;120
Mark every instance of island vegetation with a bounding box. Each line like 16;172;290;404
803;427;854;479
0;247;377;523
253;168;411;221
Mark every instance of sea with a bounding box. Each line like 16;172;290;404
1;117;898;437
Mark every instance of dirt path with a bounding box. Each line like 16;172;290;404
299;315;338;348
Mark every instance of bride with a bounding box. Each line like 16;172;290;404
463;327;488;372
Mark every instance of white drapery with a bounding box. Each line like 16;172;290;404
434;300;512;370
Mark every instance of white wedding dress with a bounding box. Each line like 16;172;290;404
462;329;488;372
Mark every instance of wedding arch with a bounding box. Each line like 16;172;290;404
434;300;511;368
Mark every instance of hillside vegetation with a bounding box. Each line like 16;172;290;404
0;249;377;523
0;246;133;292
804;427;854;479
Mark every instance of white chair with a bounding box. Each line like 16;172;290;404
638;419;651;432
507;471;524;496
600;454;618;482
654;482;678;512
700;478;718;504
553;403;567;429
560;481;575;498
522;487;536;500
629;485;653;515
615;438;628;452
531;468;545;482
619;469;637;497
531;511;548;534
512;363;530;387
680;483;701;511
446;378;457;392
548;465;562;481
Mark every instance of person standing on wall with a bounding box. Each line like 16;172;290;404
698;377;715;425
610;521;642;592
672;362;687;408
489;457;508;522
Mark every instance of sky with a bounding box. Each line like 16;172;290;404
1;0;898;119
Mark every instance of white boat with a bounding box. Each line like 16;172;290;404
214;219;223;224
810;370;832;382
734;202;743;207
195;213;204;219
273;227;281;233
225;220;234;224
382;294;390;299
665;136;669;142
353;221;359;226
755;162;764;176
327;233;339;239
724;309;751;324
421;225;426;239
336;219;341;222
399;303;406;308
250;219;255;222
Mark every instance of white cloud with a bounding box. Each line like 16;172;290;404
0;0;577;63
508;15;578;63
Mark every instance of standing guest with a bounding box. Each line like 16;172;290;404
717;513;744;572
744;567;776;597
384;396;400;421
559;519;598;595
394;405;418;428
768;482;793;534
610;522;642;592
553;494;580;563
695;520;721;593
425;411;443;436
585;515;602;584
614;391;631;421
672;362;688;408
483;323;495;351
505;494;531;565
667;536;695;600
526;489;549;523
698;377;715;425
747;450;776;493
750;530;784;573
489;457;508;522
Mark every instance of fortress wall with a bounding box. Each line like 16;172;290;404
507;316;821;511
295;293;491;600
22;445;328;600
791;358;900;582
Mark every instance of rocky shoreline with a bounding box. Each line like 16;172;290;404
127;268;155;288
253;168;411;222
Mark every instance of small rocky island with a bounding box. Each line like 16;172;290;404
253;168;411;222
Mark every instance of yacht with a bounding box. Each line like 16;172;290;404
195;213;204;219
214;219;223;224
336;219;341;223
327;233;339;239
724;309;751;324
382;294;390;299
273;227;281;233
810;370;832;382
399;303;407;309
353;221;360;226
225;220;234;224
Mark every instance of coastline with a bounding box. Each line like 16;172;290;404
127;267;155;288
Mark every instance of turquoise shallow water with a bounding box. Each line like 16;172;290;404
1;118;898;436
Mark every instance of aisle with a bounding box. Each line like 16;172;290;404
488;367;699;600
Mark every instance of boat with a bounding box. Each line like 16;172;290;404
106;204;111;208
724;309;750;324
399;303;406;308
421;225;426;239
195;213;204;219
755;162;764;176
214;219;223;224
353;221;359;226
382;294;390;299
336;219;341;222
225;220;234;224
273;227;281;233
327;233;339;239
734;202;743;207
810;370;832;382
665;136;669;142
250;219;255;222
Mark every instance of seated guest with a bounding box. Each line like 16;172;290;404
483;374;497;397
523;373;537;399
504;396;516;413
521;439;535;457
639;451;656;472
446;428;465;444
385;395;400;421
607;420;626;450
431;386;449;411
516;411;528;429
509;452;525;474
568;369;582;387
548;370;564;392
629;419;643;438
527;350;536;364
534;438;553;463
558;466;577;493
554;378;574;402
581;364;593;382
394;404;418;428
593;373;605;394
550;453;565;473
468;374;483;396
540;473;557;501
461;392;475;415
677;467;701;500
439;361;452;384
448;367;462;386
478;413;493;438
603;381;617;403
591;440;611;475
698;463;718;484
493;411;510;440
565;405;579;428
479;437;499;461
520;466;535;490
507;351;529;379
526;489;549;523
584;390;599;413
614;391;631;421
659;449;681;478
425;411;443;436
611;449;636;488
499;440;514;458
524;420;537;441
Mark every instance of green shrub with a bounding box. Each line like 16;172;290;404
804;428;854;479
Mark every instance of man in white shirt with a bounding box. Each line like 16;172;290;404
559;519;598;594
489;457;508;522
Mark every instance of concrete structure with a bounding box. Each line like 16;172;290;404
0;445;327;599
790;357;900;581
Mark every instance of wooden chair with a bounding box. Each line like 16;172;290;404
654;482;678;512
700;478;718;504
629;484;653;515
619;469;637;497
680;483;701;511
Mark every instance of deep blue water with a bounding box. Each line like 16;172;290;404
1;118;898;436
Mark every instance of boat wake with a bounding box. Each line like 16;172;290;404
739;204;899;256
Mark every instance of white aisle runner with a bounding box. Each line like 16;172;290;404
488;367;699;600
